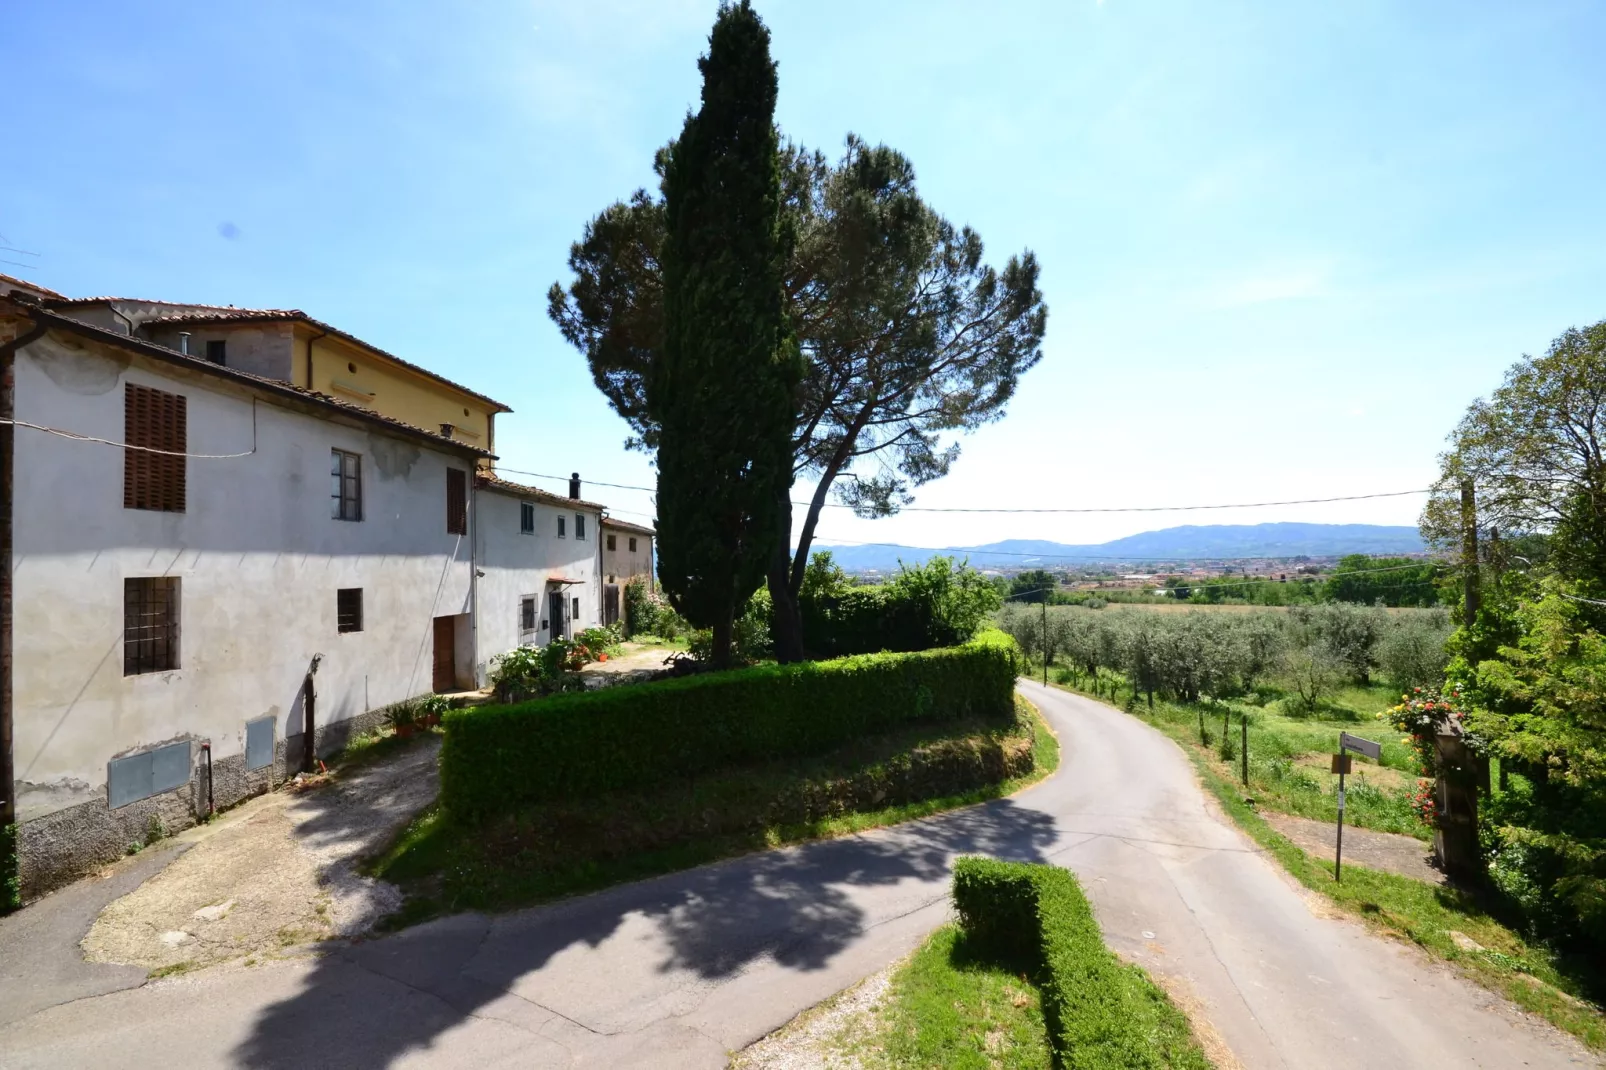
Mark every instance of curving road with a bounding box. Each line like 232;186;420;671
0;683;1596;1068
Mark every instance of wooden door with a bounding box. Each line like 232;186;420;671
432;616;456;692
604;584;620;627
548;592;566;640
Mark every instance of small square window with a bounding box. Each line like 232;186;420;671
124;577;180;675
337;588;363;633
575;514;586;540
331;449;362;521
205;339;226;365
606;534;617;552
629;537;638;553
557;516;566;538
520;502;535;534
520;596;536;632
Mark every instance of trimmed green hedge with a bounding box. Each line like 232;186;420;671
952;857;1210;1069
441;639;1019;821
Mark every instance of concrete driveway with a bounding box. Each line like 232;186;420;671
0;682;1596;1069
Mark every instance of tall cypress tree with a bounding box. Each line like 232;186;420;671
651;1;797;668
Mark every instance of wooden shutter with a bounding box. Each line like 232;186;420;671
446;468;467;534
124;384;187;512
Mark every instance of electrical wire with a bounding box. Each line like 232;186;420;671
806;535;1441;565
0;406;259;459
492;465;1432;515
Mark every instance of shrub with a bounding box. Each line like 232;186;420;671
687;590;772;665
440;638;1019;820
575;625;623;658
952;858;1210;1069
799;554;1001;658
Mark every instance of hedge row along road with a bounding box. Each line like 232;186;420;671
0;684;1593;1068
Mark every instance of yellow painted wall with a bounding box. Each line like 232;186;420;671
294;327;500;458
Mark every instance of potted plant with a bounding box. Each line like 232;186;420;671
385;703;419;739
417;695;451;728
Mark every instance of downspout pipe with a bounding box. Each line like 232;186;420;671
470;477;481;688
1;319;50;910
304;327;328;390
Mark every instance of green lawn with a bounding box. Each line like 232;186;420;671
369;695;1058;927
849;925;1054;1069
1049;676;1606;1053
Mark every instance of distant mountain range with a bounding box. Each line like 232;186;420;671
818;523;1426;572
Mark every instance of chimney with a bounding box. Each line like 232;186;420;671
177;332;191;355
569;472;581;500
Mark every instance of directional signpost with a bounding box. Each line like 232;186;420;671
1333;732;1382;881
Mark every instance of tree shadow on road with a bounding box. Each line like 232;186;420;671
232;795;1058;1068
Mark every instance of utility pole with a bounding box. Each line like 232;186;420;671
1460;478;1480;629
1041;592;1048;687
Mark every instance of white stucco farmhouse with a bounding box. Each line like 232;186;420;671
0;293;607;896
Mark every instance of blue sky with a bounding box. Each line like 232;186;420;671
8;1;1605;550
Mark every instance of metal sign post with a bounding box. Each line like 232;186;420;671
1332;733;1381;882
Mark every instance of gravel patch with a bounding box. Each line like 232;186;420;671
730;962;897;1070
1261;810;1446;885
81;736;439;971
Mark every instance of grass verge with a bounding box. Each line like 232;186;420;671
369;695;1058;929
1052;679;1606;1053
850;924;1054;1069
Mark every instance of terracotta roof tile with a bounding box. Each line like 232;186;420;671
476;473;607;512
5;298;493;460
600;517;656;537
45;299;511;413
0;272;66;300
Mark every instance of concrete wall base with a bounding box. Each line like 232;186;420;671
17;698;413;901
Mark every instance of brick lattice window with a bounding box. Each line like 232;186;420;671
331;449;362;521
446;468;467;534
124;577;180;675
124;384;186;512
337;588;364;633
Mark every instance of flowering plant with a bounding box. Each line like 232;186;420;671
1380;686;1462;775
1408;777;1437;825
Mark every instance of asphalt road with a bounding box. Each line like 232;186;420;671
0;682;1595;1068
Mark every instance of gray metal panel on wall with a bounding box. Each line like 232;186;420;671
245;716;276;770
107;741;192;809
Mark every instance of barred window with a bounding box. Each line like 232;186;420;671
124;577;180;675
337;588;364;633
446;468;468;534
124;384;186;512
520;596;537;632
331;449;362;521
